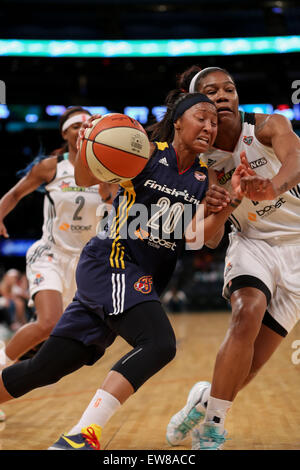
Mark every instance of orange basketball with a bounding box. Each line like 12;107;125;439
79;113;151;183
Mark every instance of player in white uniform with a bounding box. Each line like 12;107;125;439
0;107;115;386
165;66;300;449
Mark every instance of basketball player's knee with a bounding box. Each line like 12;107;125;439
29;356;64;387
153;336;176;368
37;317;58;338
2;337;89;398
2;356;64;398
230;303;261;341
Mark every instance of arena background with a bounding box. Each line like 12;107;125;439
0;0;299;312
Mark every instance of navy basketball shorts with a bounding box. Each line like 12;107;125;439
51;239;161;364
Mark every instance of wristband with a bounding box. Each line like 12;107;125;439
230;197;242;209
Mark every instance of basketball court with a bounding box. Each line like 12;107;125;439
1;311;299;450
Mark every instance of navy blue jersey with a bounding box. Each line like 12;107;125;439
89;142;208;294
52;143;209;347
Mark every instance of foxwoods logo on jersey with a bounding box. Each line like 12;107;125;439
96;195;205;250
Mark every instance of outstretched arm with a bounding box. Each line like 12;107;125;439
0;157;56;238
241;114;300;201
203;169;230;249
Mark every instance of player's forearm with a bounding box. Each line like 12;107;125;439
0;190;20;221
205;225;225;249
271;149;300;196
272;151;300;196
186;198;240;249
203;202;237;243
74;151;100;187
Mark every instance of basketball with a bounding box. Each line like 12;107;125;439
79;113;151;183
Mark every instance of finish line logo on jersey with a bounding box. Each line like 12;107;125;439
134;275;153;294
144;180;202;205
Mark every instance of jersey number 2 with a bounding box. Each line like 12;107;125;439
73;196;85;220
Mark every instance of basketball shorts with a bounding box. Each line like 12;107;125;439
223;232;300;333
26;240;80;311
51;239;161;362
74;239;160;318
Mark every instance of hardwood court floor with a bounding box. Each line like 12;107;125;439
0;311;299;450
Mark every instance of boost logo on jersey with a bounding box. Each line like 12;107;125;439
59;222;92;232
134;276;153;294
256;197;286;217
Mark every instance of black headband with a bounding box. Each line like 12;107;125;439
172;93;215;122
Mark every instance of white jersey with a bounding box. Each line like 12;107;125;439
41;153;104;254
201;112;300;243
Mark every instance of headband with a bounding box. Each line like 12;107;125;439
188;67;223;93
188;71;202;93
172;93;215;122
62;113;90;132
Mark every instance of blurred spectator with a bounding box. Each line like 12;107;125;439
163;286;187;313
0;269;28;332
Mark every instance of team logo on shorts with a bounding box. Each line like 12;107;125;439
134;275;153;294
33;273;44;285
194;171;207;182
243;136;253;145
225;262;232;276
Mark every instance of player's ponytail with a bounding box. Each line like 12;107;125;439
147;89;184;143
176;65;202;92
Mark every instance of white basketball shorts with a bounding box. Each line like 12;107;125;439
223;232;300;334
26;240;80;311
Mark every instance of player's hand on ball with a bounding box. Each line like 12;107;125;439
205;185;231;213
76;114;102;149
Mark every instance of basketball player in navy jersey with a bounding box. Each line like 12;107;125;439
0;106;115;423
0;93;252;450
165;67;300;449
